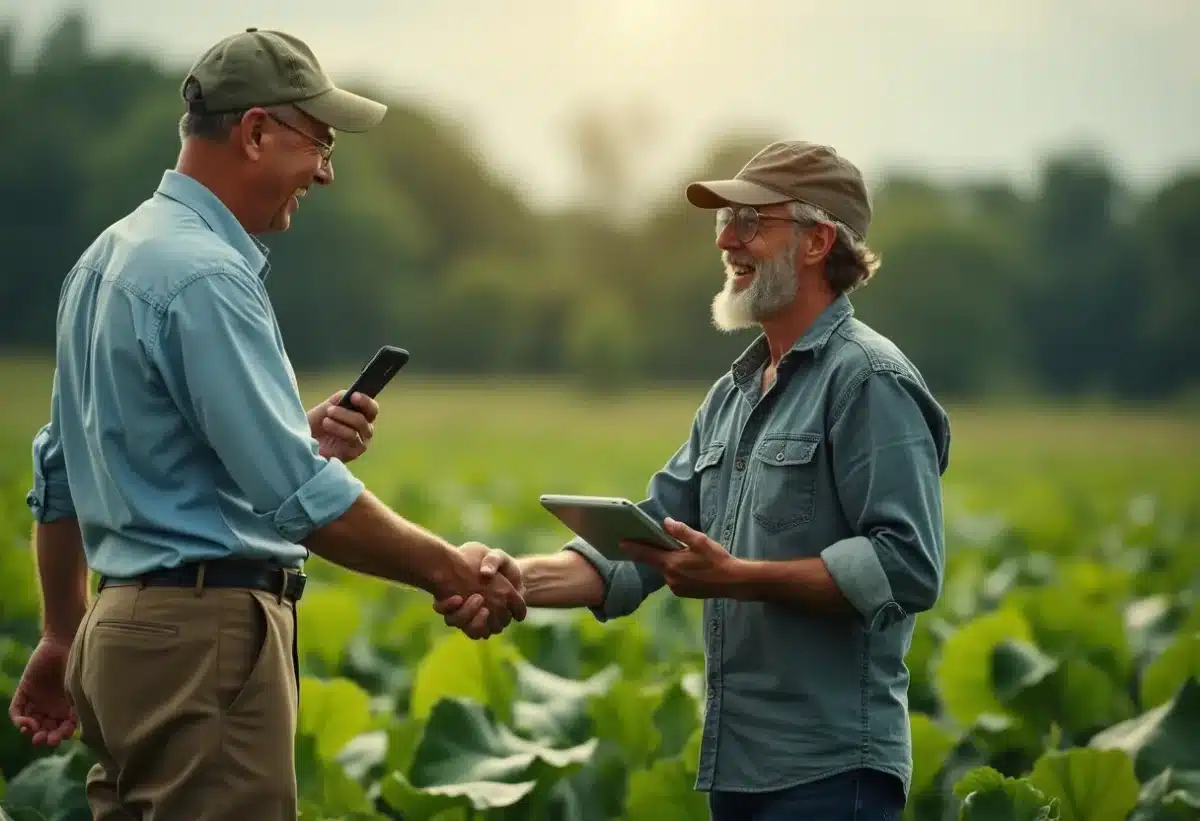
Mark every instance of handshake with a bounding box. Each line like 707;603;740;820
433;541;527;640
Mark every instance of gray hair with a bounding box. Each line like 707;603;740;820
788;201;881;294
178;109;246;142
177;104;293;143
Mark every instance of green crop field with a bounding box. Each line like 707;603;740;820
1;356;1198;820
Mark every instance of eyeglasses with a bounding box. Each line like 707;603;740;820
715;205;805;244
266;111;335;168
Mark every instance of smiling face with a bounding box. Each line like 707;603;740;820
237;105;336;234
710;202;805;331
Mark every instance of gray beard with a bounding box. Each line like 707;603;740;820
711;235;800;332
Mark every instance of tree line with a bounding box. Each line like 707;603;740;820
1;13;1196;400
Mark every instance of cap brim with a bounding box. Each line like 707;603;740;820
295;86;387;134
685;178;791;209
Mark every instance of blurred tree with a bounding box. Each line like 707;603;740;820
0;14;1193;401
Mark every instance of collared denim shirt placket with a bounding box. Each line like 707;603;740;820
697;347;794;790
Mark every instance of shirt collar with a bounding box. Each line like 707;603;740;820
730;293;855;389
154;170;271;280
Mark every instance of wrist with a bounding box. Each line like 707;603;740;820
43;604;85;645
723;557;761;600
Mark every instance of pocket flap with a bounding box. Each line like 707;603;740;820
755;433;820;466
695;442;725;472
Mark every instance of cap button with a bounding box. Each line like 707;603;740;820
246;26;258;32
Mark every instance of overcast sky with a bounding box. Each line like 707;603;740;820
3;0;1197;209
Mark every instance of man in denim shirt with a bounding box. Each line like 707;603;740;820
438;141;951;820
8;28;526;820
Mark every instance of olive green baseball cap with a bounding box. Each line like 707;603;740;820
182;27;387;133
686;141;871;238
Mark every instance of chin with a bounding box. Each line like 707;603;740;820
711;287;759;332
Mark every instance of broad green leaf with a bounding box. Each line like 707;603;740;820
952;766;1061;821
510;608;590;678
1;742;91;821
335;729;387;782
1027;747;1140;821
1142;633;1200;709
624;729;707;821
992;640;1059;703
1090;676;1200;781
1007;587;1132;682
384;716;425;778
910;712;958;799
576;613;652;680
587;676;665;769
379;772;536;820
297;584;363;673
512;661;619;745
298;676;377;762
1008;657;1136;738
936;607;1035;727
652;676;702;760
557;741;638;821
295;732;373;818
407;696;598;805
1052;658;1135;734
1129;768;1200;821
370;595;446;668
409;631;518;724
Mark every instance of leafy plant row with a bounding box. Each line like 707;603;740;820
1;457;1198;819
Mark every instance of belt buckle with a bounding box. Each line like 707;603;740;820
276;567;306;603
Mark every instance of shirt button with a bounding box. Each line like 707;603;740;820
776;452;785;461
734;458;745;471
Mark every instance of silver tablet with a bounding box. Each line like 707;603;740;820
539;494;685;561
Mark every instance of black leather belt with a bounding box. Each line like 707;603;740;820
98;559;307;603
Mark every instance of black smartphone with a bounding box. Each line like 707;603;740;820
338;345;410;409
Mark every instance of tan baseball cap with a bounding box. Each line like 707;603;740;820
686;141;871;238
182;28;387;133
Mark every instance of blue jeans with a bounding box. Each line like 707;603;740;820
708;768;905;821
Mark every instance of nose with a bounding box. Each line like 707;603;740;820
716;218;741;252
314;159;334;186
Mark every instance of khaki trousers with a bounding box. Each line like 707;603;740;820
65;581;300;820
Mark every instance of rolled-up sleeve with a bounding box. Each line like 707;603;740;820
819;366;951;632
27;420;75;523
152;269;363;543
562;413;709;622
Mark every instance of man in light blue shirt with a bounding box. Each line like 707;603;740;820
8;28;526;820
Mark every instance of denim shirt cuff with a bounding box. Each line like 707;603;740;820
820;535;907;631
562;538;642;622
263;457;364;542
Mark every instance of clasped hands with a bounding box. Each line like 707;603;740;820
435;517;739;640
436;542;527;640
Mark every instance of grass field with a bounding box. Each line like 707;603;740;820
1;356;1198;820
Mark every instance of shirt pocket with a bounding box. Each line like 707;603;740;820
750;432;821;533
694;441;726;532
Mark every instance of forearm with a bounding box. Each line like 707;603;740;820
725;556;856;617
33;520;89;642
518;551;605;609
304;491;474;600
